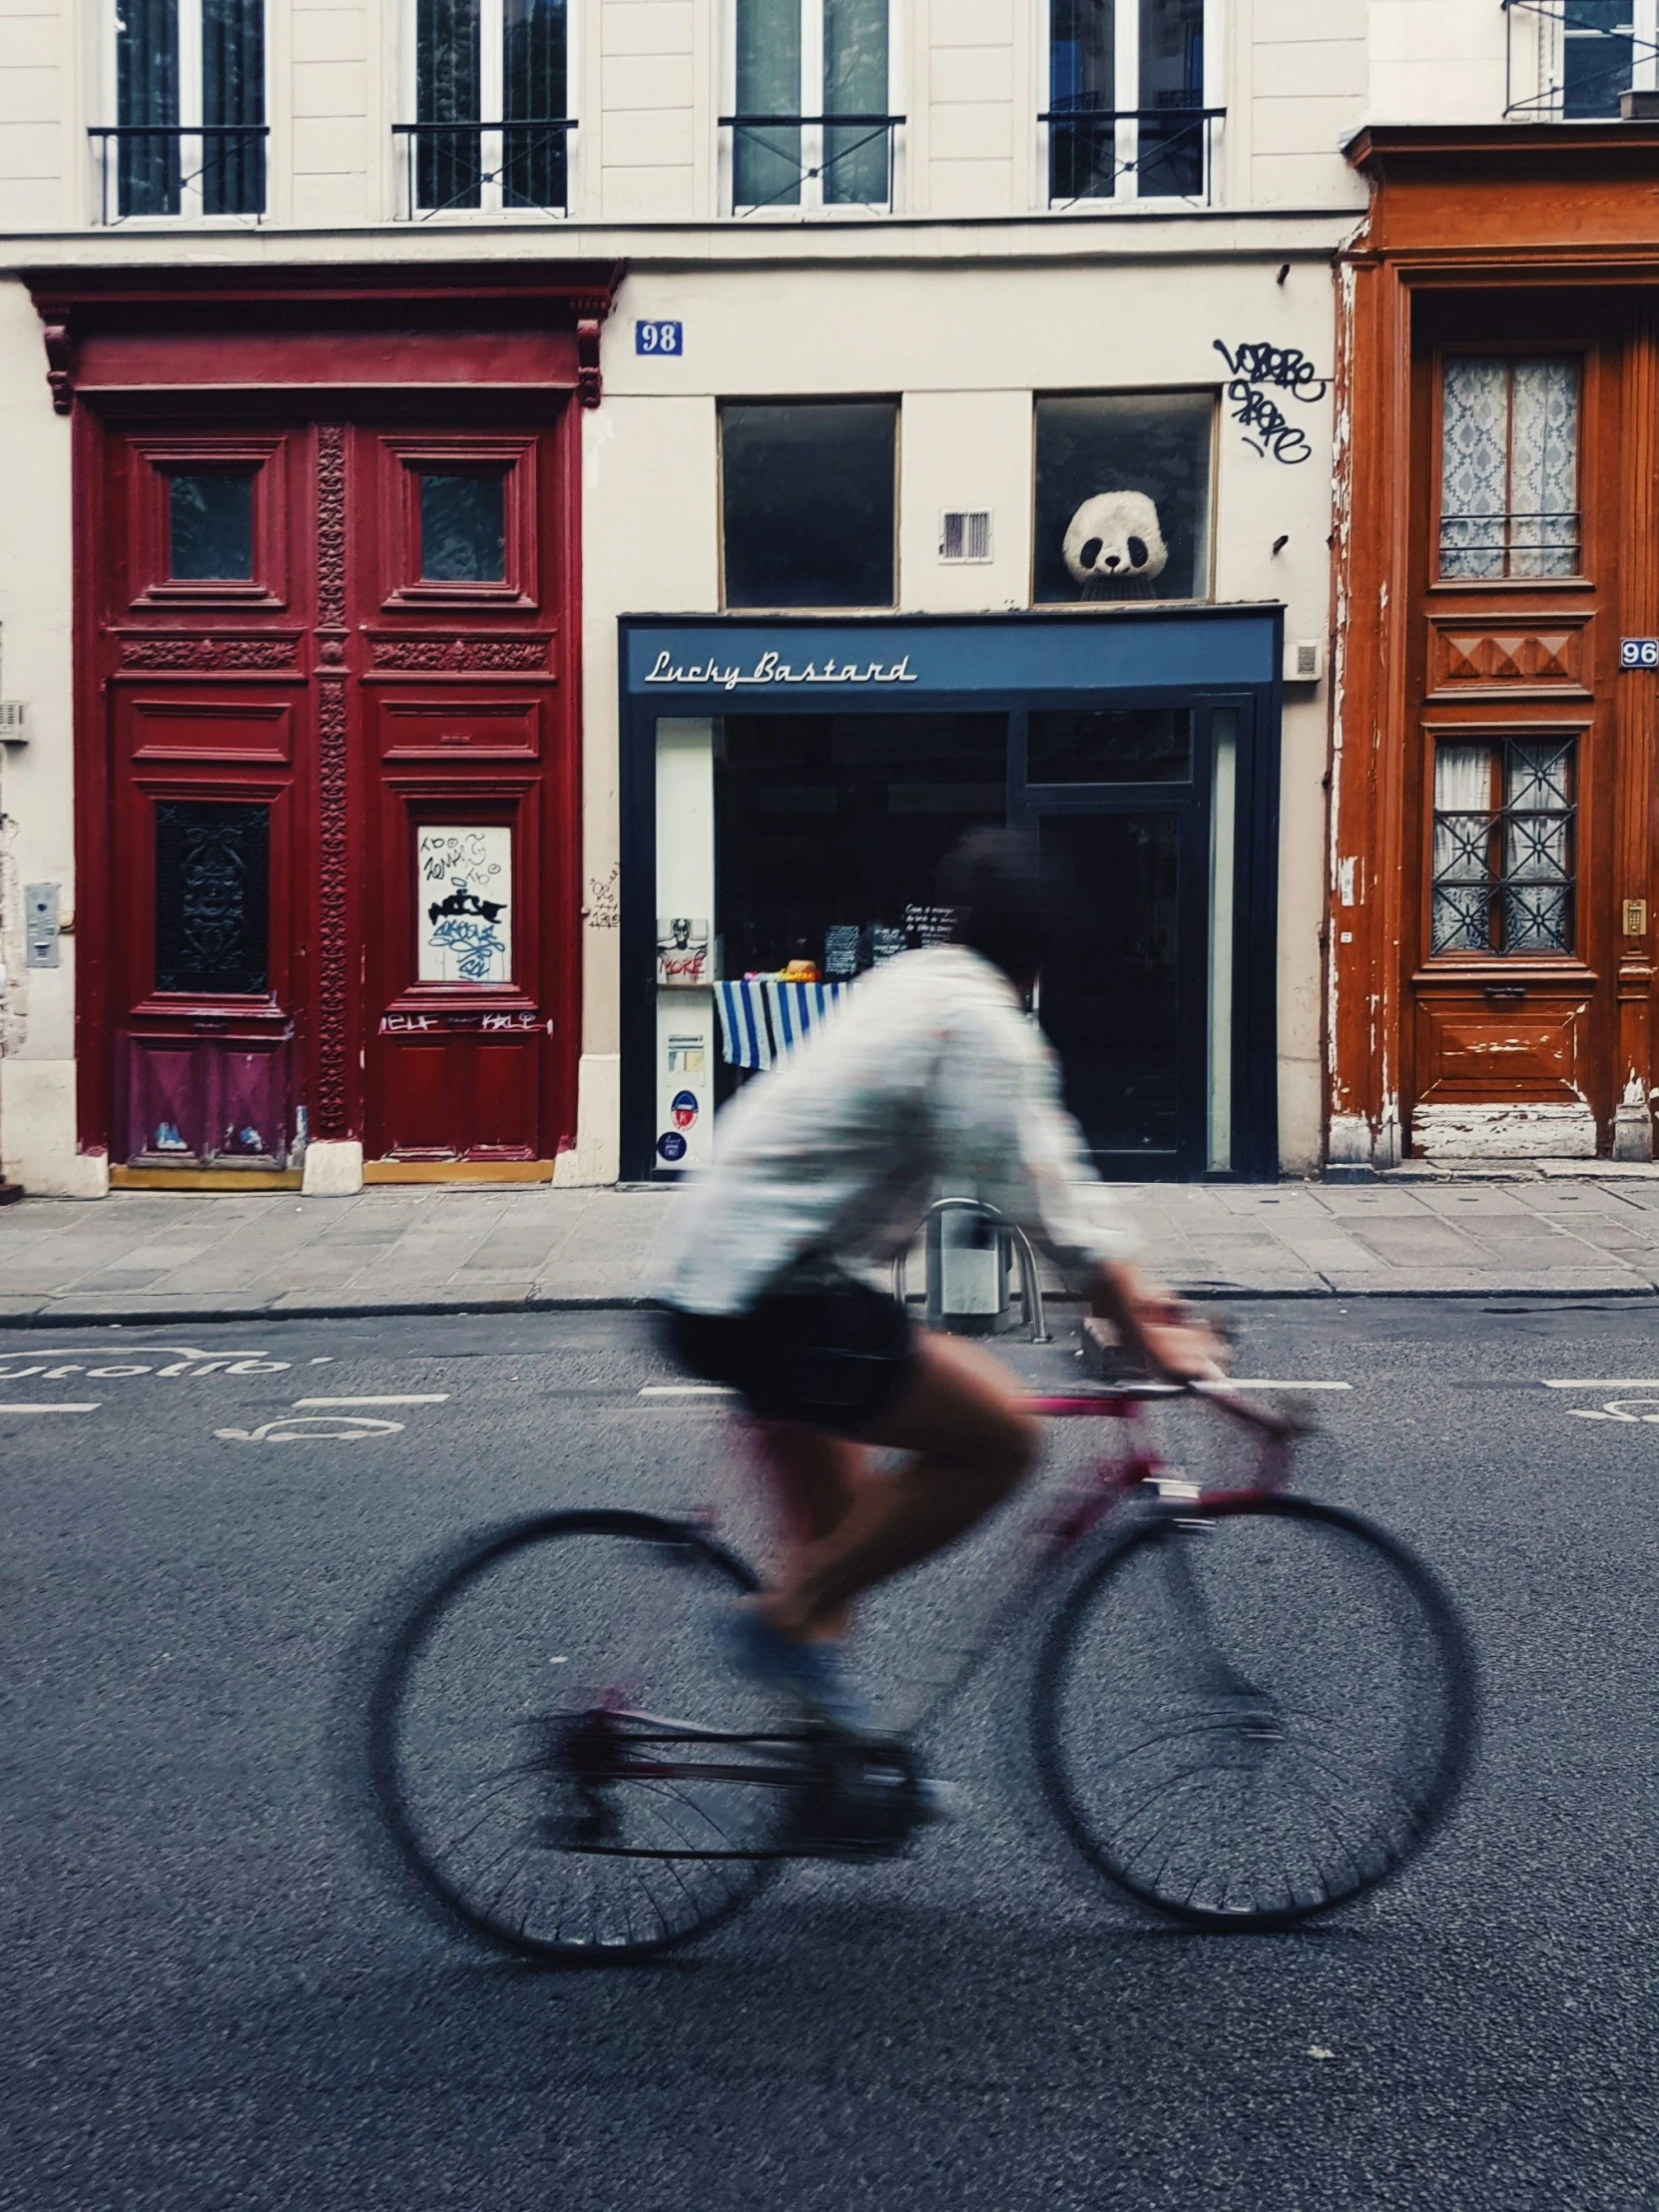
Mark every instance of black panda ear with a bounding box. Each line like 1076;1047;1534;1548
1080;537;1103;570
1127;536;1148;569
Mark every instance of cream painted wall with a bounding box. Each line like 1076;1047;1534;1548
0;275;91;1192
1367;0;1507;124
896;389;1032;613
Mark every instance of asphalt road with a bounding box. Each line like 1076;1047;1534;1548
0;1300;1653;2211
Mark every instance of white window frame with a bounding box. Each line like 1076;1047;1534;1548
723;0;900;220
102;0;270;226
400;0;577;221
1041;0;1224;213
1509;0;1659;117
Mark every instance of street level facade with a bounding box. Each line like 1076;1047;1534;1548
0;2;1651;1196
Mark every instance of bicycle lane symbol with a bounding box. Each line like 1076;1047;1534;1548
1563;1397;1659;1423
215;1415;404;1444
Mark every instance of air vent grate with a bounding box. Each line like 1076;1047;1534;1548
940;509;992;563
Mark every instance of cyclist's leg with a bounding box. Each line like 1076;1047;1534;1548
760;1330;1039;1642
746;1419;869;1641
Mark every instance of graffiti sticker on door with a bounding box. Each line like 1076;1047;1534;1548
417;827;512;983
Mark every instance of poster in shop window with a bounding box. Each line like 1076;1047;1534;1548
417;827;513;984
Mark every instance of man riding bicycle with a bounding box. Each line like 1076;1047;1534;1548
660;829;1223;1733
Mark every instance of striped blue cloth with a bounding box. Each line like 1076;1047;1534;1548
716;979;850;1070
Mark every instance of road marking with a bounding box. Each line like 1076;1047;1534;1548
292;1393;450;1407
217;1415;405;1443
0;1344;290;1384
1202;1380;1353;1392
1543;1379;1659;1389
639;1383;737;1398
0;1401;100;1413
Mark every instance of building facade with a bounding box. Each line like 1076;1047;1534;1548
0;1;1582;1198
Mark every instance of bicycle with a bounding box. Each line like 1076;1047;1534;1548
352;1375;1477;1965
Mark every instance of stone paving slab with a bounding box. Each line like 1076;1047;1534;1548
3;1174;1659;1324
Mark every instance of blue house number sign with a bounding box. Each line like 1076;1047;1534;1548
1621;637;1659;670
636;319;683;356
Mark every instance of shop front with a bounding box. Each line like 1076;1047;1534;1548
619;610;1283;1186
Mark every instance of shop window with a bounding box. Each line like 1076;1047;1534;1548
1438;357;1581;582
418;471;507;582
107;0;265;220
154;800;271;995
1430;738;1575;956
407;0;569;216
167;470;256;580
1028;706;1192;783
732;0;892;212
1033;391;1213;605
714;714;1005;986
721;402;897;609
1047;0;1212;206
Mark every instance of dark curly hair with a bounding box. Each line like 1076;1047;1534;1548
937;828;1066;983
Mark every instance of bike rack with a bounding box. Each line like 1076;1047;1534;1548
891;1195;1051;1344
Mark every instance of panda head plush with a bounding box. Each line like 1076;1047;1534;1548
1062;490;1170;599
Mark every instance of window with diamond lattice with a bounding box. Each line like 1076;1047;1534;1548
1430;740;1575;956
1438;357;1580;581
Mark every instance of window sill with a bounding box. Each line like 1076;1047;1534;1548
1425;576;1592;597
1411;960;1597;987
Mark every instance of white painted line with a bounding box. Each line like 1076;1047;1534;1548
1548;1371;1659;1388
0;1402;100;1413
1206;1380;1353;1392
292;1393;450;1407
639;1383;737;1398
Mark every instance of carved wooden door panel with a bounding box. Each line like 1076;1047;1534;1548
102;421;309;1171
351;419;577;1165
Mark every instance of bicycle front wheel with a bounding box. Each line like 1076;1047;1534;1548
364;1510;799;1965
1033;1496;1477;1930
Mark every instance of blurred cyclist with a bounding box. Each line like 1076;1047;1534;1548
659;828;1223;1731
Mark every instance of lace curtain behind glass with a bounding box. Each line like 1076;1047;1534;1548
1439;357;1580;581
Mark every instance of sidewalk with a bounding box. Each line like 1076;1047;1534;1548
6;1165;1659;1325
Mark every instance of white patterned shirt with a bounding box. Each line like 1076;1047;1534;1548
660;944;1137;1317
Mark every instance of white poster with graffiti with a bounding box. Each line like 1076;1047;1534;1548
417;827;513;984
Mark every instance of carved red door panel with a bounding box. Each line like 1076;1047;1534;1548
353;420;575;1165
101;423;309;1170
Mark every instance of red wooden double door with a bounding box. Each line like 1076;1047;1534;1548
89;405;580;1173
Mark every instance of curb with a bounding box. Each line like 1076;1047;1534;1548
0;1282;1656;1330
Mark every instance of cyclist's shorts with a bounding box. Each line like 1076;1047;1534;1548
661;1274;917;1437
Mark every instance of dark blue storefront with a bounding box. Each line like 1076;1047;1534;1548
619;607;1283;1185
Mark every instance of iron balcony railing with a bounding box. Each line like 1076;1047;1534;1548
89;125;268;225
720;113;905;213
1039;105;1224;207
392;119;577;220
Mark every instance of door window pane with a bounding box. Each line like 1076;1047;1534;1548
722;402;896;608
1038;811;1181;1157
736;0;803;208
1439;357;1581;580
503;0;567;208
1139;0;1206;197
1049;0;1113;202
824;0;888;205
1430;738;1575;955
417;826;513;982
167;470;256;580
418;471;506;582
1028;707;1192;783
418;0;482;209
1034;391;1213;605
155;801;271;994
117;0;181;216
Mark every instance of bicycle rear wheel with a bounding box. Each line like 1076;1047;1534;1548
364;1510;801;1964
1032;1496;1477;1929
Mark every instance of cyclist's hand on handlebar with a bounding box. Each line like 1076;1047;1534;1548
1089;1265;1229;1384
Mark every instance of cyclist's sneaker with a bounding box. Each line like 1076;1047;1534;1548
721;1607;874;1737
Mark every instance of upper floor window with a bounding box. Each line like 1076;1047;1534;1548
730;0;894;213
1503;1;1658;120
721;402;897;608
402;0;569;217
1047;0;1214;208
1033;391;1214;605
101;0;265;221
1438;357;1582;582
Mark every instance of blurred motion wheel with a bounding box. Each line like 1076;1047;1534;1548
1032;1497;1477;1929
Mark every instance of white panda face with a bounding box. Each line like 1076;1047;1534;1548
1062;490;1171;597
